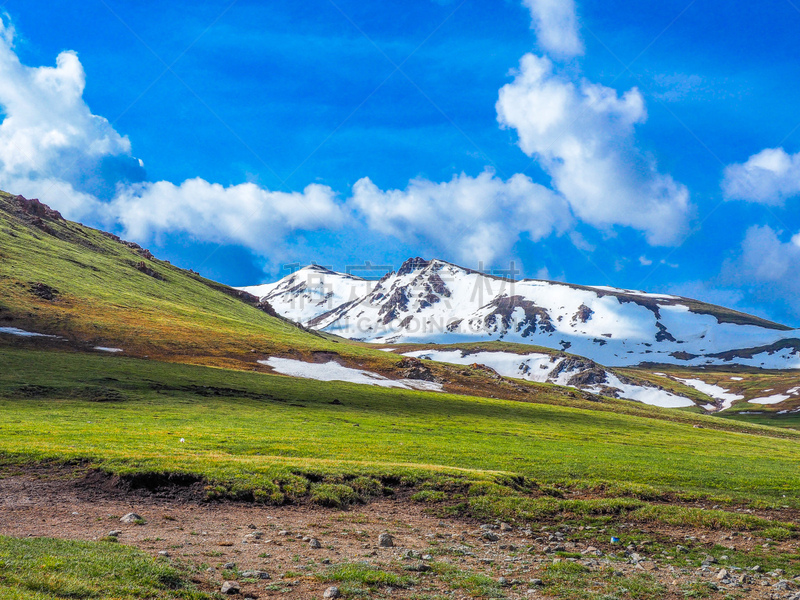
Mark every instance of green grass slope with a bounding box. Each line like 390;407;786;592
2;347;799;514
0;191;356;369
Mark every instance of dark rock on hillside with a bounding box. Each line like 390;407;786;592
15;195;63;221
29;282;59;301
396;357;436;382
566;366;607;387
485;295;555;337
378;287;410;325
134;261;164;280
571;304;594;324
397;257;430;276
655;322;676;342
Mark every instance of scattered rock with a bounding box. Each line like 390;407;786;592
221;581;240;595
120;513;144;524
378;533;394;548
223;562;236;570
323;586;340;598
716;568;729;581
309;538;322;549
157;550;169;557
107;530;121;537
482;532;500;542
500;523;513;532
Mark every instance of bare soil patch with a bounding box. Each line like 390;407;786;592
0;466;796;599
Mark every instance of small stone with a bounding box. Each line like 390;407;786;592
321;558;331;565
158;551;169;557
120;513;143;524
240;571;255;578
310;538;322;549
716;569;729;581
323;586;340;598
221;581;240;595
530;578;544;586
482;532;500;542
278;530;290;536
500;523;513;532
107;530;121;537
224;562;236;570
378;533;394;548
256;571;270;580
498;577;510;587
406;563;431;572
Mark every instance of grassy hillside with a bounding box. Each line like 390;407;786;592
2;347;800;511
0;191;353;369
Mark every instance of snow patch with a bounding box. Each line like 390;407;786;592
404;349;694;408
675;378;744;410
259;357;442;392
0;327;58;338
730;377;743;381
94;347;123;353
749;394;790;405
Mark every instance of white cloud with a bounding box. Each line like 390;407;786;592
111;179;347;254
522;0;583;58
497;54;691;246
639;255;653;266
722;147;800;205
350;170;572;264
0;18;141;216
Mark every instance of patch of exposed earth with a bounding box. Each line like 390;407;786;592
1;467;799;599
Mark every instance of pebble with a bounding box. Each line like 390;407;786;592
310;538;322;549
482;532;500;542
107;530;121;537
157;551;169;557
378;533;394;548
323;586;340;598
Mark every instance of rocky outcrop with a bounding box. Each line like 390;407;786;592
396;357;436;381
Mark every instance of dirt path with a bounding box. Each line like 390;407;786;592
0;468;796;599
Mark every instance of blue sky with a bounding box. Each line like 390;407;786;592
2;0;800;324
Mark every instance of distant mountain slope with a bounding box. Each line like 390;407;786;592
242;257;800;369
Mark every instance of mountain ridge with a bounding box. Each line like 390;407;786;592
241;257;800;369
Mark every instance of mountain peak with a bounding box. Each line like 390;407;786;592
397;257;431;276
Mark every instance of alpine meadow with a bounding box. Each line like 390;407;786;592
2;1;800;599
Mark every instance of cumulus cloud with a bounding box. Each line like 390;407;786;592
350;170;572;264
497;54;691;245
111;179;347;254
0;18;143;216
522;0;583;58
722;147;800;205
0;16;347;256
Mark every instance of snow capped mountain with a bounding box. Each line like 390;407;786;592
240;258;800;369
239;265;374;325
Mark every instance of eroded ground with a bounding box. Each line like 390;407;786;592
1;467;799;600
